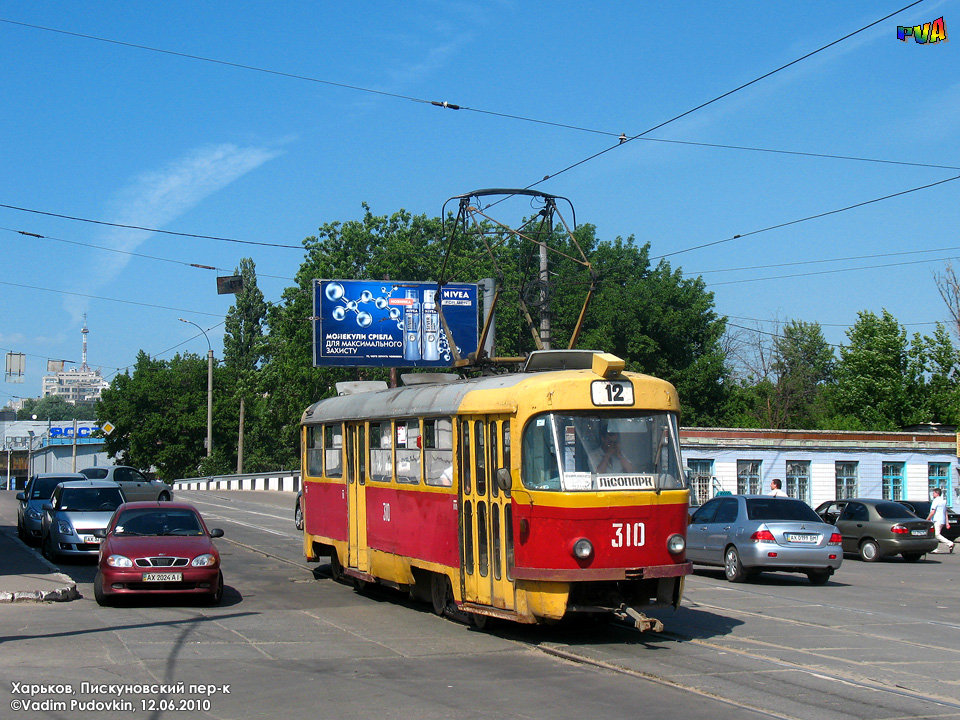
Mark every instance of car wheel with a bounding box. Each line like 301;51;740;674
901;553;923;562
17;518;25;542
93;572;110;606
158;492;171;502
42;534;59;563
294;500;304;531
431;573;452;616
207;571;224;605
807;570;831;585
724;546;747;582
859;539;881;562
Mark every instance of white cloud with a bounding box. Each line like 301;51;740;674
67;143;281;321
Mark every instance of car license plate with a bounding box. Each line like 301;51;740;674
786;533;818;543
82;535;100;544
142;573;182;582
911;530;928;536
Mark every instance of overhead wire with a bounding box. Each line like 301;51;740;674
517;0;929;190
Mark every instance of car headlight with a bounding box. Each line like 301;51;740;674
192;554;217;567
667;534;686;554
56;521;74;535
26;508;41;521
106;555;133;568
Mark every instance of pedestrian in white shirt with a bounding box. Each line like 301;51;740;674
926;488;955;553
769;478;787;497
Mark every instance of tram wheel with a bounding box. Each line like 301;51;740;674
469;612;492;631
328;550;344;582
430;574;451;616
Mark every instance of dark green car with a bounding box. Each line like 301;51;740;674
815;498;938;562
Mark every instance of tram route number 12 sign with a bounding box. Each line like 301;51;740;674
312;279;479;368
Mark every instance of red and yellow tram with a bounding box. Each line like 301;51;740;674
301;350;691;629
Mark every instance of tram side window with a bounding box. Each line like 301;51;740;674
306;427;323;477
324;424;343;478
521;418;561;491
424;417;454;487
395;420;421;484
474;421;487;496
369;421;392;483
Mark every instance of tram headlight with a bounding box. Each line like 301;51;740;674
667;534;686;555
572;538;594;560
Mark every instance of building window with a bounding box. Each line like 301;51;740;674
835;462;858;499
929;462;950;496
737;460;761;495
687;459;713;505
882;462;904;501
785;460;810;502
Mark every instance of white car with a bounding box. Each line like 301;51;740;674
78;466;173;503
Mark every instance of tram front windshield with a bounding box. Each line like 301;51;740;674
521;412;685;492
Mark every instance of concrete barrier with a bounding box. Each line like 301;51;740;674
173;471;301;493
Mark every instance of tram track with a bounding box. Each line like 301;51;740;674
182;492;960;717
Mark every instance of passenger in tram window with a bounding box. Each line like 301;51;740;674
439;465;454;487
594;430;635;474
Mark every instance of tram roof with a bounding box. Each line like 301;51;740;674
301;372;529;423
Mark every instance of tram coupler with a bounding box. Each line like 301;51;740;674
614;604;664;633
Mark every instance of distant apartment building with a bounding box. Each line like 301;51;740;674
40;316;110;405
41;366;110;404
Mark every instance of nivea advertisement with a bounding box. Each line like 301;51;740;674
312;280;478;367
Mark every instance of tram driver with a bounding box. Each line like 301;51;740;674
593;429;636;474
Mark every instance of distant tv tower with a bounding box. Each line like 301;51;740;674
81;314;90;371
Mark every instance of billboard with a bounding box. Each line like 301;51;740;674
313;280;478;367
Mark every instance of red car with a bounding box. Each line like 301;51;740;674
93;501;224;606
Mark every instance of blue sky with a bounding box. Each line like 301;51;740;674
1;1;957;403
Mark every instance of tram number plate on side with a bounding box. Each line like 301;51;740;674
591;380;635;406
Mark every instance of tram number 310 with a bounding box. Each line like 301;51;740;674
611;522;645;548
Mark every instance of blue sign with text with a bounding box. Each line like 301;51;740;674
313;280;478;367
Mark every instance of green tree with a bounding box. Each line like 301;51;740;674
830;309;911;430
96;351;215;478
17;395;97;421
221;257;269;474
771;320;835;428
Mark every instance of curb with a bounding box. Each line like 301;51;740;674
0;584;79;603
0;530;81;603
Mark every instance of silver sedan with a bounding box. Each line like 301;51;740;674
687;494;842;584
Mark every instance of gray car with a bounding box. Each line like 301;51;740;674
687;494;843;584
16;473;86;545
815;498;938;561
40;480;126;562
79;466;172;502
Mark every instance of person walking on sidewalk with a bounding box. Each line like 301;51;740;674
926;488;955;553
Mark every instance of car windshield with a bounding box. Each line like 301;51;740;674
31;477;70;500
746;498;822;522
114;509;204;536
81;468;109;479
876;501;916;520
59;487;123;512
521;411;685;492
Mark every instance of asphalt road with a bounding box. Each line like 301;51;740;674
2;489;959;720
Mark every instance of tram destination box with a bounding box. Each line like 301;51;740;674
313;279;479;367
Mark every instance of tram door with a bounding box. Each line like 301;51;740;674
345;423;369;572
460;416;515;611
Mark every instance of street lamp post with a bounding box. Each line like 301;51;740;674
179;318;213;457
